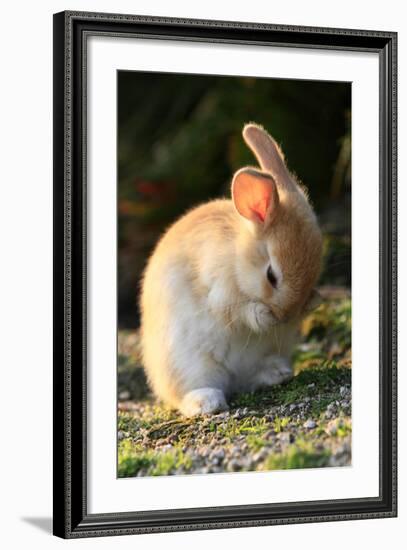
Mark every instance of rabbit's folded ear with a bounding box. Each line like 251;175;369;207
232;167;279;227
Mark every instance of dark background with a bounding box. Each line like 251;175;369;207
118;71;351;328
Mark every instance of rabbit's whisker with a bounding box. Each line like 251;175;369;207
239;330;252;354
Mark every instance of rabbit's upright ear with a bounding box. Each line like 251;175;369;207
243;124;293;190
232;167;279;228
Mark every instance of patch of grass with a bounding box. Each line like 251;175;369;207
118;412;149;432
324;417;352;437
118;439;192;477
118;440;155;477
336;421;352;437
314;425;327;437
232;392;263;408
243;417;293;453
230;363;350;419
118;406;182;437
270;363;349;406
273;416;290;433
264;440;331;470
150;449;193;476
216;416;269;441
150;404;179;422
311;397;337;416
246;435;268;452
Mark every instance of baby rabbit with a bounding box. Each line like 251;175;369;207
140;123;323;416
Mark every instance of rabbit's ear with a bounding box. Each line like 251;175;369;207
243;124;293;189
232;167;279;227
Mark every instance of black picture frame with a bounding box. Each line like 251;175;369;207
53;10;397;539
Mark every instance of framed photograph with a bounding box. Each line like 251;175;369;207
53;10;397;538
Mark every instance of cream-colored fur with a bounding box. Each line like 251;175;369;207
140;123;323;416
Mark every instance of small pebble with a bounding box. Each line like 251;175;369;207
253;449;269;463
227;459;241;472
119;390;130;400
214;411;229;420
304;419;317;429
278;432;291;445
326;419;339;435
209;448;225;463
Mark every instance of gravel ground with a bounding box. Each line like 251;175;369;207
118;286;351;477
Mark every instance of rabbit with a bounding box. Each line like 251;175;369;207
140;123;323;416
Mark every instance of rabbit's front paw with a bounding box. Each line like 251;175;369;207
244;302;276;333
180;388;228;417
263;355;294;386
270;356;294;383
255;356;293;388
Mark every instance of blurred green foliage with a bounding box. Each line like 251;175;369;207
118;71;351;327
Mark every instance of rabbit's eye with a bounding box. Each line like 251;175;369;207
267;265;278;288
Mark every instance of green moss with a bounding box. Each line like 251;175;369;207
273;416;290;433
271;364;349;407
232;392;263;408
118;440;155;477
230;363;349;414
118;412;149;432
246;435;268;452
264;440;331;470
221;364;350;438
311;397;337;416
324;417;352;437
336;422;351;438
118;439;193;477
150;449;193;476
216;416;270;440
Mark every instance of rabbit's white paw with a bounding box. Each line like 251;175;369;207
244;302;276;333
180;388;228;417
254;356;293;388
271;356;294;383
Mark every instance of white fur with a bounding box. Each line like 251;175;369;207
142;258;298;415
180;388;228;416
